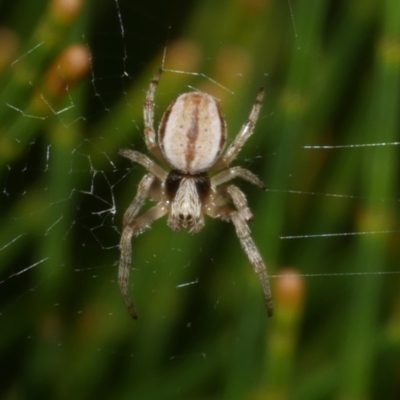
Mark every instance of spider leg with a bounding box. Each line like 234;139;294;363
122;173;154;225
208;184;252;221
206;184;273;317
230;210;273;317
211;166;265;189
143;68;168;163
225;185;253;221
119;148;167;181
213;87;264;170
119;173;168;319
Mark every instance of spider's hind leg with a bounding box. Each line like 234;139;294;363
212;87;264;170
119;149;167;181
143;69;169;164
211;166;265;189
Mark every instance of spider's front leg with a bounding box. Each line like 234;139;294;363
230;210;273;316
119;173;167;319
206;184;273;317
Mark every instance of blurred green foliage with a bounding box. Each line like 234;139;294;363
0;0;400;399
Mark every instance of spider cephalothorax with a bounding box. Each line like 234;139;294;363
118;69;273;319
165;170;210;233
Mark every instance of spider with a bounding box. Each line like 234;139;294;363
118;69;273;319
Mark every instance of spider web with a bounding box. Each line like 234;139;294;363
1;0;399;398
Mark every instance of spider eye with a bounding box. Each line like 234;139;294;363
178;213;193;222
